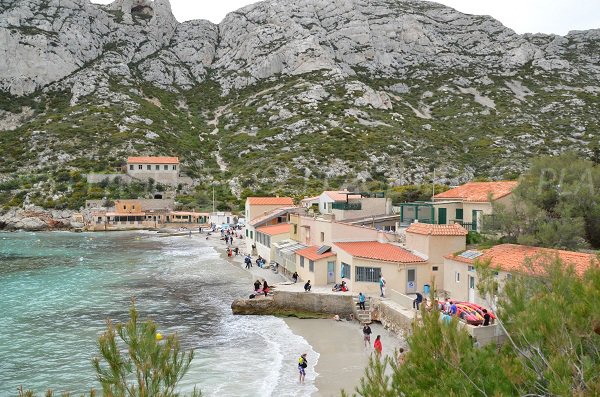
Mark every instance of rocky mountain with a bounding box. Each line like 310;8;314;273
0;0;599;204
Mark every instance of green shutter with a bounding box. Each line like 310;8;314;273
456;208;463;220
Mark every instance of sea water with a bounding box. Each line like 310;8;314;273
0;232;318;397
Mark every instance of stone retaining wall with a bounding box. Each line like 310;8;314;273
232;290;355;317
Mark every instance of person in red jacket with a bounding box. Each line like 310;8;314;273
374;335;382;355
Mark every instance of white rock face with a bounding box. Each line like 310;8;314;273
1;0;595;98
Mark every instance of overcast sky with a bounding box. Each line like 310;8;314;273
90;0;599;36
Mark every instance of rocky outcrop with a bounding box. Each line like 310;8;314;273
0;206;82;231
0;0;598;195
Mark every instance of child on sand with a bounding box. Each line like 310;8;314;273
374;335;382;355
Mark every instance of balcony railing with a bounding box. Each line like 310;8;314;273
332;202;362;210
452;220;475;231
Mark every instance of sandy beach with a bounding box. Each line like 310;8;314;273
199;229;406;397
285;318;404;397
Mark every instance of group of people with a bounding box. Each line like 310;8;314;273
253;279;270;297
362;323;383;354
331;280;348;292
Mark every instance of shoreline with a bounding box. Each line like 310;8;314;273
197;230;406;397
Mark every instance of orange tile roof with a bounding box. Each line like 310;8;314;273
256;223;291;236
334;241;426;263
296;246;337;261
127;156;179;164
406;223;468;236
445;244;597;277
324;191;362;202
433;181;518;202
247;197;295;206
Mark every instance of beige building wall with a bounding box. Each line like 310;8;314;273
331;198;391;221
295;256;332;286
245;203;290;223
256;233;289;263
405;233;466;289
443;257;512;305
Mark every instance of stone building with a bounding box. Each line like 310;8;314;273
126;156;180;186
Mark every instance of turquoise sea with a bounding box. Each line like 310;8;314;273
0;231;318;396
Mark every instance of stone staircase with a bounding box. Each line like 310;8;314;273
353;296;372;323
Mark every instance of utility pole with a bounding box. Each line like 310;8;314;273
432;168;436;199
212;186;215;213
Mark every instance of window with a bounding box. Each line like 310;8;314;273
129;165;134;170
309;260;314;272
341;262;351;280
147;165;151;170
432;266;439;271
132;205;135;210
320;232;324;242
250;231;253;239
456;208;464;220
293;224;297;234
173;165;177;170
246;229;248;237
155;165;160;170
164;165;168;170
355;266;381;282
123;205;126;210
138;165;143;170
468;265;475;272
455;272;460;283
300;256;305;268
506;273;513;280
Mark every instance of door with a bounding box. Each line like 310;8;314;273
472;210;482;232
438;208;447;224
407;268;416;293
468;275;475;303
327;261;336;284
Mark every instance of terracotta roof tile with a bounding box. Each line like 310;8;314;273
335;241;426;263
296;246;337;261
445;244;597;276
256;223;291;236
433;181;517;202
127;156;179;164
406;223;468;236
247;197;295;205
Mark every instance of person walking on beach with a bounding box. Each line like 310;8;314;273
379;275;386;298
298;353;308;384
374;335;382;355
362;323;372;347
358;292;366;310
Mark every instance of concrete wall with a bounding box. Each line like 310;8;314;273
86;173;133;184
231;291;355;316
332;198;391;221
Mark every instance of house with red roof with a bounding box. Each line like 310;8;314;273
443;243;598;305
397;181;517;232
405;223;468;290
254;223;293;263
334;241;427;295
244;196;298;257
126;156;180;185
314;190;391;221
